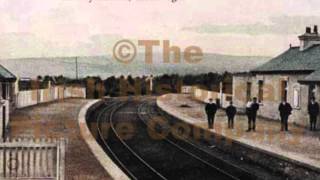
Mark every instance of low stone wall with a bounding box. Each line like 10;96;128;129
157;98;320;180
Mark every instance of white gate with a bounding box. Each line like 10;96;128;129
0;138;66;180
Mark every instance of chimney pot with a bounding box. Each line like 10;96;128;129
314;25;318;34
306;27;312;34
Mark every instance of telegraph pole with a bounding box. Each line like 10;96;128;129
75;57;78;80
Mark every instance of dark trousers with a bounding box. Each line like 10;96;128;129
247;115;256;131
280;116;289;131
310;115;318;131
228;116;234;129
207;114;215;129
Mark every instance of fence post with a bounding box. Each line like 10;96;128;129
2;105;6;140
58;138;65;180
0;138;3;177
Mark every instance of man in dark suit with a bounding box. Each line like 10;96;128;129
250;97;259;132
246;97;259;132
226;101;237;129
278;99;292;131
308;97;319;131
205;98;217;129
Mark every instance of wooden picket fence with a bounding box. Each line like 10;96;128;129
0;138;66;180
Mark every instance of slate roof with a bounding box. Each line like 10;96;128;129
300;70;320;82
251;45;320;73
251;45;320;82
0;64;16;82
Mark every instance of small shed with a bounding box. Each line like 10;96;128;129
0;64;17;138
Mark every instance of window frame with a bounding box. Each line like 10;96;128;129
280;80;288;102
246;82;252;102
293;84;301;109
258;80;264;103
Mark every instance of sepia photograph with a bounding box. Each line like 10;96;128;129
0;0;320;179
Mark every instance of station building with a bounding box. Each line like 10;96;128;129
233;26;320;127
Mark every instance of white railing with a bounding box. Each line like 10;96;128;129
192;87;232;108
0;137;66;180
16;86;86;109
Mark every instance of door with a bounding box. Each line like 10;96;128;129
1;83;7;100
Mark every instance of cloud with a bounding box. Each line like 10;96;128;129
182;15;320;35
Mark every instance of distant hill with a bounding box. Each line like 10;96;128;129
0;53;270;79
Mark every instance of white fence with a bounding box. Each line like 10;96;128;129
192;87;232;108
0;138;66;180
16;86;86;108
181;86;195;94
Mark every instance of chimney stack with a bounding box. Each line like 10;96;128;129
314;25;318;34
299;25;320;51
306;27;312;34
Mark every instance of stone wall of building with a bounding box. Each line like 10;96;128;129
232;74;251;110
233;73;312;127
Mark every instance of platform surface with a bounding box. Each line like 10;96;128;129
157;94;320;170
9;99;112;180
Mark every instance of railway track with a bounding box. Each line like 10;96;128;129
95;100;167;180
89;98;260;180
138;101;258;180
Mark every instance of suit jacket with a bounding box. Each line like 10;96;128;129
251;103;260;116
205;103;217;115
278;103;292;117
226;105;237;117
308;102;320;116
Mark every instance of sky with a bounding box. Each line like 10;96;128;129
1;0;320;58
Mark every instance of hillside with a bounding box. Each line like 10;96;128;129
0;53;270;79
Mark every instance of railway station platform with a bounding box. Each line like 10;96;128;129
8;99;112;180
157;94;320;179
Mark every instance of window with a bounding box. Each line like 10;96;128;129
293;85;301;108
309;84;316;103
258;80;264;102
280;80;288;101
246;82;252;102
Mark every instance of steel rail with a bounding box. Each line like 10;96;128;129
96;100;167;180
137;100;252;180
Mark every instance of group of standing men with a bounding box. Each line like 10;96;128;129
205;97;319;131
205;98;238;130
